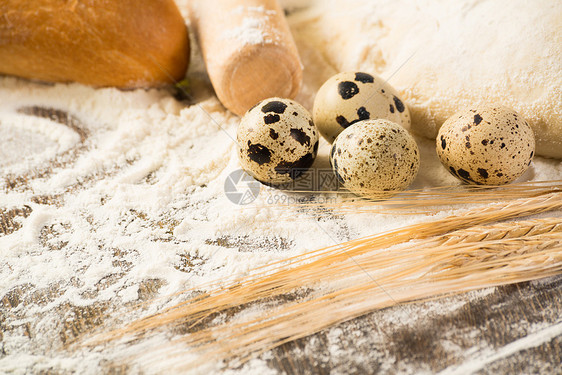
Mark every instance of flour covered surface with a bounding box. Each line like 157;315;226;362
1;0;562;374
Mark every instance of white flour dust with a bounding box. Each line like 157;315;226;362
220;6;280;46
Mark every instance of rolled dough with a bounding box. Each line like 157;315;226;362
288;0;562;159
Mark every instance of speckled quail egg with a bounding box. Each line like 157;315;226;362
330;119;420;198
436;104;535;185
238;97;319;185
313;71;411;143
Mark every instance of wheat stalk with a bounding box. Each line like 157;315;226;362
74;184;561;337
163;219;562;369
130;217;562;371
83;192;562;368
255;179;562;215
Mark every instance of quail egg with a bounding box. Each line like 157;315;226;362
238;97;319;185
330;119;420;198
436;104;535;185
313;71;411;143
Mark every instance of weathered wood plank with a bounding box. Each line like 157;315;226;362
266;278;562;374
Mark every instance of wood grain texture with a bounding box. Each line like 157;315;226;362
2;276;559;373
265;279;562;374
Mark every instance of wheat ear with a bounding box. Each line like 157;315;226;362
140;217;562;370
120;217;561;370
85;192;561;350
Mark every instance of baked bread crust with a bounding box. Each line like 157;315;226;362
0;0;190;88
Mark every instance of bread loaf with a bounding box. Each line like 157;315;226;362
0;0;190;88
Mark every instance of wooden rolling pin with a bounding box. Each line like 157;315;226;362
189;0;303;116
0;0;189;88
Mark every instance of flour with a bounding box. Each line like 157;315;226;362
0;114;79;170
220;6;279;46
220;17;267;45
1;0;561;374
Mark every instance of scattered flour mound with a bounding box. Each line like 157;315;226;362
288;0;562;158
